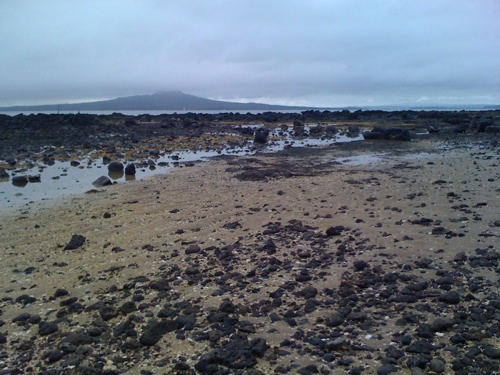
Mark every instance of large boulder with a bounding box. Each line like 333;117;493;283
108;161;124;172
125;163;136;176
293;120;305;136
253;128;270;144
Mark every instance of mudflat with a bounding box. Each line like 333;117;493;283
0;119;499;374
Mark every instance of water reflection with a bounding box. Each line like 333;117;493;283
108;170;124;180
0;126;364;209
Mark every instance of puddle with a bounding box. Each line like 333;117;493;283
333;151;436;166
0;126;363;210
334;154;386;165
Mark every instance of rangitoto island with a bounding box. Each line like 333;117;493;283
0;108;499;374
0;91;315;112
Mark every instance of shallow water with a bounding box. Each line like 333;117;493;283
333;151;435;166
0;128;363;210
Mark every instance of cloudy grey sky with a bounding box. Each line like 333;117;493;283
1;0;499;107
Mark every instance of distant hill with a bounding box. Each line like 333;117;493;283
0;91;313;112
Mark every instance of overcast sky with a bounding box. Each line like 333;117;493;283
1;0;499;107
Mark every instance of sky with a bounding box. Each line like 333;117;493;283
1;0;499;108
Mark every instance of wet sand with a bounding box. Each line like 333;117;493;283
0;135;499;374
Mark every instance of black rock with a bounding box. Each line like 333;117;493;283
298;364;319;374
185;244;201;254
99;306;119;321
124;163;136;175
254;127;270;144
12;313;32;323
194;333;268;371
429;358;446;373
219;299;236;313
299;286;318;299
176;314;196;330
108;161;124;172
406;340;436;354
64;234;86;250
12;175;28;186
261;239;277;255
120;301;137;315
325;313;345;327
139;319;178;346
46;349;63;363
377;364;398;375
38;321;58;336
353;260;370;271
326;226;342;236
386;345;404;359
438;291;461;305
92;175;112;187
430;318;454;332
54;289;69;298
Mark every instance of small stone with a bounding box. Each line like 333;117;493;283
438;291;460;305
377;364;398;375
429;358;446;373
54;289;69;298
46;349;63;363
353;260;369;271
38;321;58;336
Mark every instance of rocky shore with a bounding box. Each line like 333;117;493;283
0;111;499;374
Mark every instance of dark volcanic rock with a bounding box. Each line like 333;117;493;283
363;126;411;141
92;176;112;187
38;321;58;336
108;161;124;172
139;319;178;346
254;127;270;144
124;163;136;175
438;291;461;305
12;175;28;186
195;333;268;372
64;234;86;250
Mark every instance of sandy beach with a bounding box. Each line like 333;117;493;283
0;132;499;374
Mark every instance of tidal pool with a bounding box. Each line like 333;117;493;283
0;126;363;210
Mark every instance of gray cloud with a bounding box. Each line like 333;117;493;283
1;0;499;107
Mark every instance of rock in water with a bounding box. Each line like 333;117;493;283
108;161;124;172
92;176;112;187
293;120;305;136
12;175;29;186
125;163;136;175
254;128;270;144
